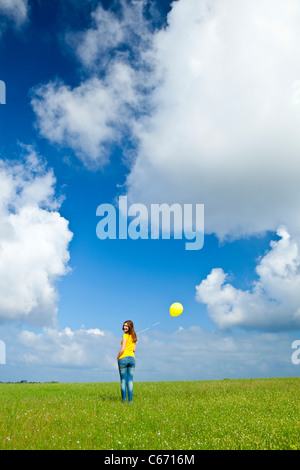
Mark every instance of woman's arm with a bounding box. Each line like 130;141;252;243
133;343;136;352
117;338;126;360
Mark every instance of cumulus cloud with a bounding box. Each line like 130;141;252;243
66;0;153;71
196;227;300;331
31;0;300;238
125;0;300;240
17;326;115;369
31;65;138;168
0;0;29;30
31;0;155;168
0;148;73;325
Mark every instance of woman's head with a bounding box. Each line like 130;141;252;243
123;320;137;342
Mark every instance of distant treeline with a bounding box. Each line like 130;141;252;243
0;380;59;384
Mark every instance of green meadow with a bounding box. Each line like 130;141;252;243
0;377;299;450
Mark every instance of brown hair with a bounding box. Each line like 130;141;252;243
123;320;137;343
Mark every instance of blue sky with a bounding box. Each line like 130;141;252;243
0;0;300;382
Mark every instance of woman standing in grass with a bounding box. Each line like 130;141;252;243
117;320;137;403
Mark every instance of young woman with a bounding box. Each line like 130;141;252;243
117;320;137;403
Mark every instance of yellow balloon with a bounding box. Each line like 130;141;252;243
170;302;183;317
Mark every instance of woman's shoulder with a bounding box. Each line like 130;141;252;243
123;333;133;341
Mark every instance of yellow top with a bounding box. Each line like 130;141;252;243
118;333;135;360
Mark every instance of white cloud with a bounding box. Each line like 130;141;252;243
31;64;138;168
31;0;300;238
17;326;117;371
125;0;300;240
195;227;300;331
0;148;73;326
67;1;151;71
31;0;154;168
0;0;29;28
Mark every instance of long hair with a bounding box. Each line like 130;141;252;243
123;320;137;343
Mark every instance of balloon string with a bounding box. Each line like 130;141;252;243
137;322;160;334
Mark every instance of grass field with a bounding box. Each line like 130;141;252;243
0;377;299;450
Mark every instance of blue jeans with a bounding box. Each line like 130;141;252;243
118;356;135;402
